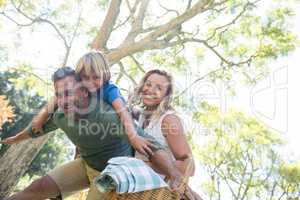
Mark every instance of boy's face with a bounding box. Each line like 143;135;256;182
79;70;104;93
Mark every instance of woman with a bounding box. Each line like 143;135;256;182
130;69;200;199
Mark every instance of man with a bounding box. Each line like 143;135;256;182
1;67;182;200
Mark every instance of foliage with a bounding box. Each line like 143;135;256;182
8;65;52;97
0;0;5;7
25;132;73;178
0;95;14;129
278;161;300;198
0;69;44;138
192;102;299;200
0;69;70;179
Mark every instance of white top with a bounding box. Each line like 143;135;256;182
135;110;176;162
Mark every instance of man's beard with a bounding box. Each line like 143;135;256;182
73;97;89;116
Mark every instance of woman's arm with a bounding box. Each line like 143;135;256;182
161;114;195;176
32;97;57;132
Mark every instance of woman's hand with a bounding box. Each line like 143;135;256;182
129;135;154;157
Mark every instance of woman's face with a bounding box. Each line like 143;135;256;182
79;70;103;93
141;73;170;107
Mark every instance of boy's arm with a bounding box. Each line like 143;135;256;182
130;106;141;120
112;98;154;156
32;97;57;132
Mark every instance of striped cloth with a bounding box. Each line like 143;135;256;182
94;156;168;194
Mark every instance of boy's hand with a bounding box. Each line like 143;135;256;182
0;136;19;145
129;135;154;157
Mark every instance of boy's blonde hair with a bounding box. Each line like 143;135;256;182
129;69;174;119
76;51;111;82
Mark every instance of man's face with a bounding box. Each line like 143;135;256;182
54;76;83;116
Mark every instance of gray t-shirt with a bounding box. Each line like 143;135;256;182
27;100;163;171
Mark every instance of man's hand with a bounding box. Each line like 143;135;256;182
0;130;30;145
32;116;44;133
0;135;19;145
129;135;154;157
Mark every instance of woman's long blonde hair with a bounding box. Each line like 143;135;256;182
129;69;174;119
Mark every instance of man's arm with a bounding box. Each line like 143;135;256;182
0;129;31;145
0;114;59;145
31;97;57;132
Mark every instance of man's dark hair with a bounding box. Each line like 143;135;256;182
52;66;81;82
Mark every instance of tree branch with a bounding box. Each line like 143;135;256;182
10;67;51;86
269;181;277;200
186;0;193;10
8;0;69;51
129;55;145;73
218;171;239;199
91;0;122;51
106;0;262;65
157;0;180;16
217;178;221;200
123;0;150;44
117;61;137;85
133;0;149;30
3;0;82;68
189;38;232;65
61;3;83;67
140;0;215;42
113;15;130;30
113;0;140;31
0;11;35;26
106;0;220;64
115;71;124;84
206;1;253;42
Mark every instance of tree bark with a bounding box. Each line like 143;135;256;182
0;135;50;199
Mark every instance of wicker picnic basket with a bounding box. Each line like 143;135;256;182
105;186;183;200
104;157;194;200
50;157;195;200
67;154;195;200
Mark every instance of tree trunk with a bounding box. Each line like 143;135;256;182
0;135;50;199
